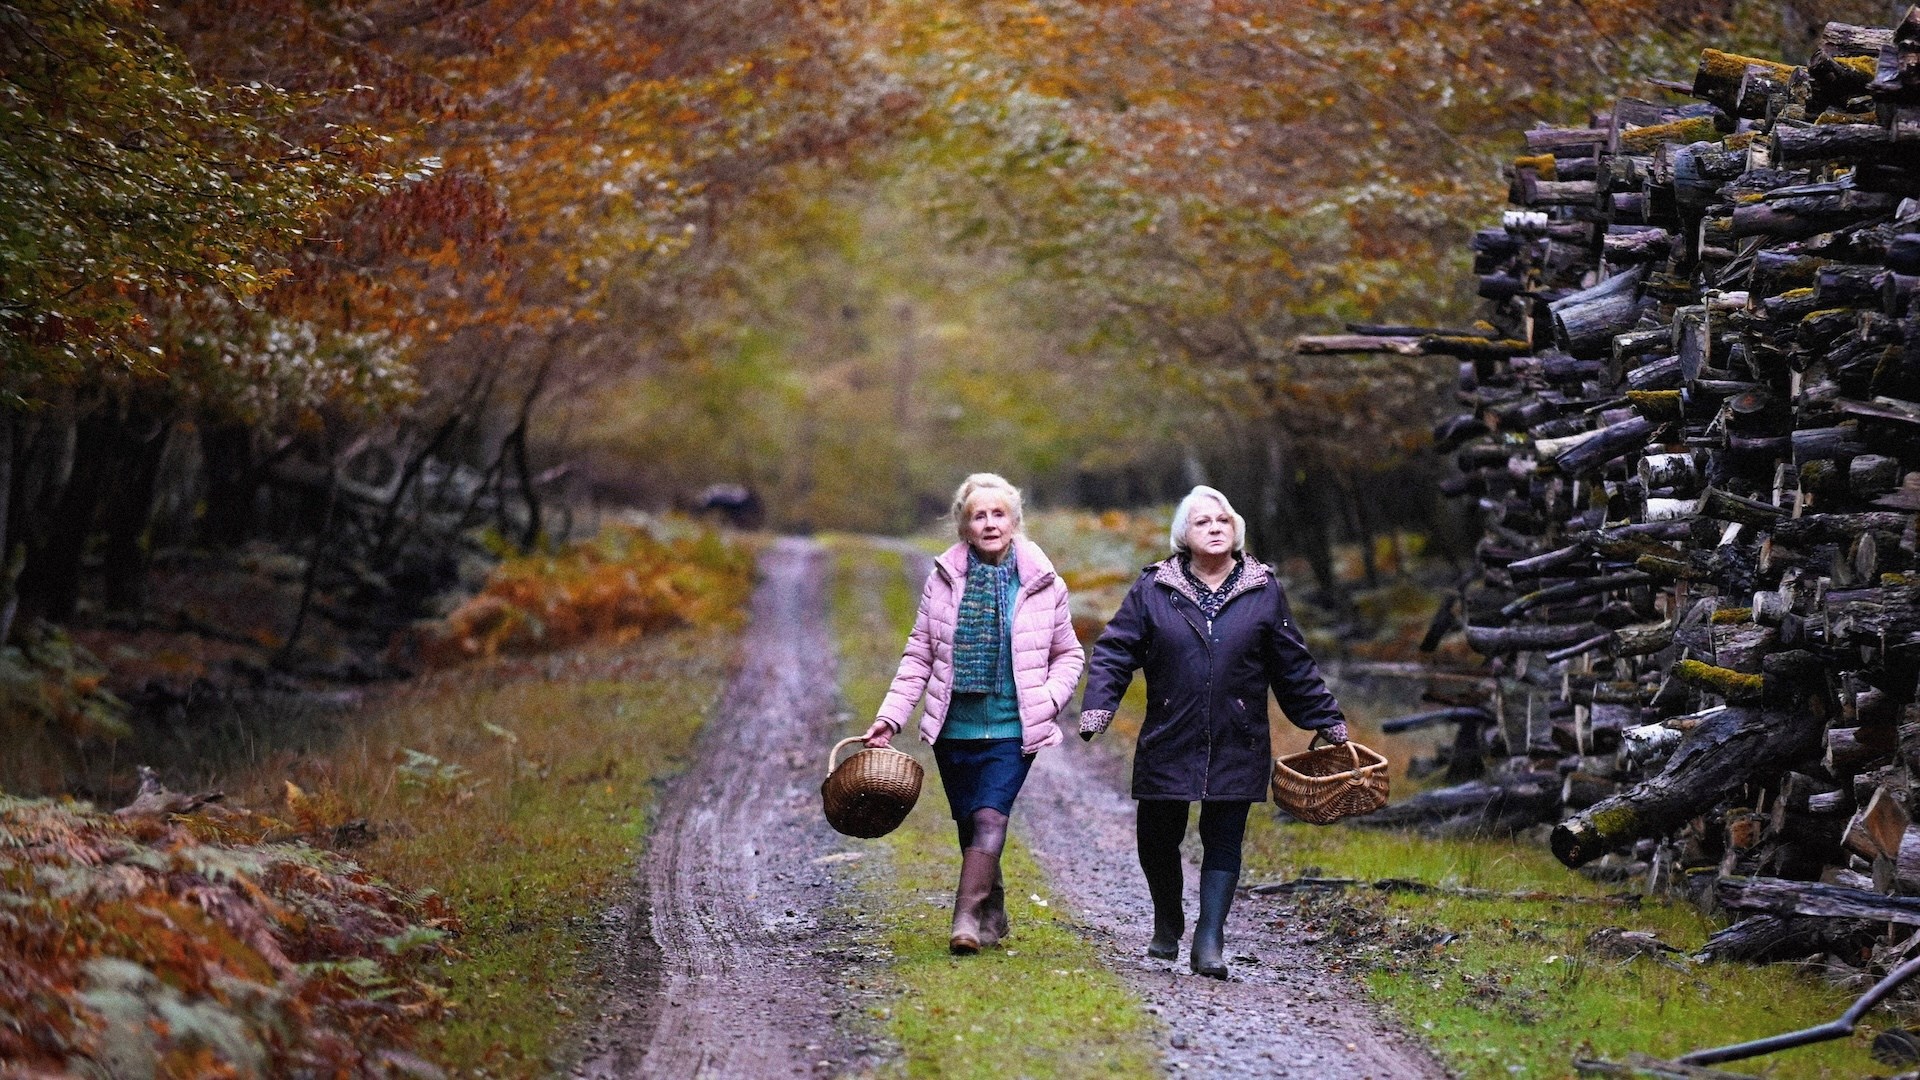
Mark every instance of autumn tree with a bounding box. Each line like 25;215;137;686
868;0;1796;585
0;0;900;645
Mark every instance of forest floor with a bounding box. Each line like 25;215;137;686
17;518;1894;1077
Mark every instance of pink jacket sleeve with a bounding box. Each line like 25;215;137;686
1042;583;1085;716
875;576;938;733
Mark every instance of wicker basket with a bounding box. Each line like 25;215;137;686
1271;736;1390;825
821;736;924;838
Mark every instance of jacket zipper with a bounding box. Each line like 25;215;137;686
1172;599;1214;798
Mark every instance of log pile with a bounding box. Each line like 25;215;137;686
1301;15;1920;929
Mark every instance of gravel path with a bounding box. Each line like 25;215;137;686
575;537;876;1078
1020;743;1451;1077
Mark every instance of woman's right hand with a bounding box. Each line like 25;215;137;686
862;719;895;748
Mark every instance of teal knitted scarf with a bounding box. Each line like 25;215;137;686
952;550;1015;694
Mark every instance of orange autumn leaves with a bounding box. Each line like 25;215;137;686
408;524;754;667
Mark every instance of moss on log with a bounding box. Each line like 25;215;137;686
1671;658;1766;701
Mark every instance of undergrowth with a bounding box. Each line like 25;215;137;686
1242;822;1890;1078
1;625;131;794
0;520;754;1078
0;794;450;1076
407;520;753;666
823;535;1160;1079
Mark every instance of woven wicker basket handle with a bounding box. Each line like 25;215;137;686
1308;731;1363;774
828;736;870;778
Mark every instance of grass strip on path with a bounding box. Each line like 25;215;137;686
824;536;1160;1080
1242;821;1889;1079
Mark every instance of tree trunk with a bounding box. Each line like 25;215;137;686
199;421;257;548
1352;771;1562;833
18;411;113;621
1695;913;1877;963
0;409;15;646
1552;416;1661;476
1466;622;1604;656
1280;446;1339;599
1771;123;1907;163
1718;876;1920;927
1550;267;1653;359
101;416;170;613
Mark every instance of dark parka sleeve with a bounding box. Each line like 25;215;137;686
1263;580;1345;733
1077;571;1153;737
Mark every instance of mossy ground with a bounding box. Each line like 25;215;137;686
1240;799;1895;1077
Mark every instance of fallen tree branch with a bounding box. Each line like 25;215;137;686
1574;1053;1758;1078
1243;875;1641;906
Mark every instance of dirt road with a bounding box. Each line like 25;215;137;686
575;537;878;1078
580;538;1444;1078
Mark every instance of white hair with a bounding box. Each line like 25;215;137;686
1169;486;1246;554
950;473;1024;541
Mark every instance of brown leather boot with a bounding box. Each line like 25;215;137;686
979;860;1009;947
949;848;997;954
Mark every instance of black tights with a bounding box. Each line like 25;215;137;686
1136;800;1251;876
955;807;1010;855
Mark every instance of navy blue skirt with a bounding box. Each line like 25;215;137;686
933;738;1034;819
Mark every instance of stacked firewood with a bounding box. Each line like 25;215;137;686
1299;15;1920;942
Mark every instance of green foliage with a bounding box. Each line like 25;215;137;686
576;172;1196;530
0;0;390;406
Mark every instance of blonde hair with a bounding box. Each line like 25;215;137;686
1170;486;1246;554
950;473;1024;541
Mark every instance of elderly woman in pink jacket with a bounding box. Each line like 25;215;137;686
862;473;1085;953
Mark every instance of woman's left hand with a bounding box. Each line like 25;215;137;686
1320;722;1349;745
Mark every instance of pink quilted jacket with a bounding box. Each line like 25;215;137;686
875;538;1085;754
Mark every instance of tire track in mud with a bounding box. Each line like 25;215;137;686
575;537;876;1079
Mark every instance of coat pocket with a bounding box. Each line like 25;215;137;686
1229;697;1263;746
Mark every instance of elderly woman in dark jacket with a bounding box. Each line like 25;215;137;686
1078;486;1349;978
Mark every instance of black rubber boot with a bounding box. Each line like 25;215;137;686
1190;869;1237;978
1142;857;1185;959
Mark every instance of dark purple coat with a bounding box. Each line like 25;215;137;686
1079;557;1346;801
